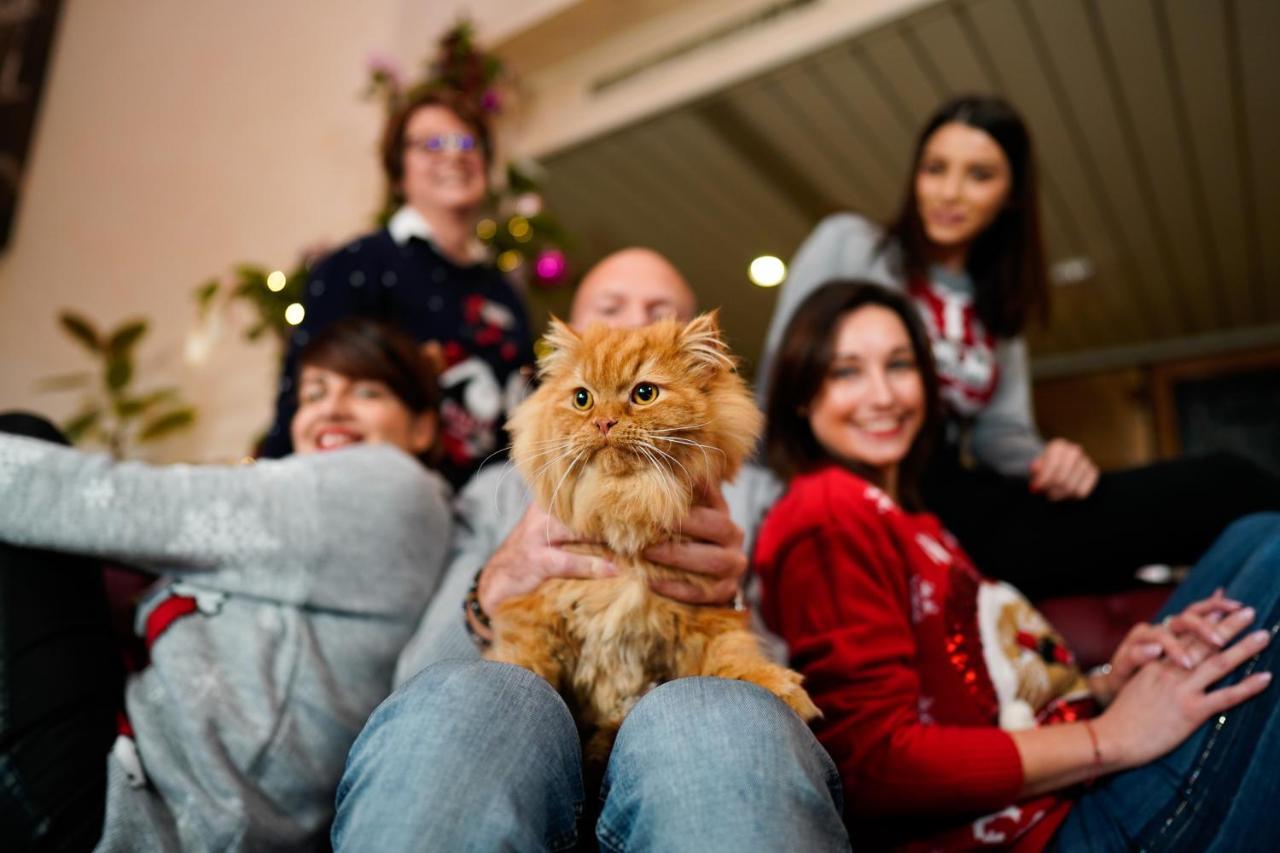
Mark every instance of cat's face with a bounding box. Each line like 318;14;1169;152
508;313;762;550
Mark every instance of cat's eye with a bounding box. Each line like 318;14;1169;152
572;388;593;411
630;383;659;405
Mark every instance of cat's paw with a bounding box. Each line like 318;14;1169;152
776;679;822;722
744;666;822;721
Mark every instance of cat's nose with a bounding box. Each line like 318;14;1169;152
595;417;617;436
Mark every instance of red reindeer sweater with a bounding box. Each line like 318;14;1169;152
755;465;1092;851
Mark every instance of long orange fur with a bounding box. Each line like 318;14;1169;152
487;312;819;763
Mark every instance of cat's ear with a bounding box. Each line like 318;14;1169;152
679;310;735;374
537;316;581;376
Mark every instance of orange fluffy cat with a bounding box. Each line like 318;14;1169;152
487;312;819;760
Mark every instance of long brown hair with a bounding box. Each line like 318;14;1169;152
763;281;941;509
885;95;1048;338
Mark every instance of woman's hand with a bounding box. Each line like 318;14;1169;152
476;505;615;615
1028;439;1099;501
643;485;747;606
1092;590;1248;705
1092;618;1272;770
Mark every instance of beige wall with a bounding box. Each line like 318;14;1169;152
0;0;558;462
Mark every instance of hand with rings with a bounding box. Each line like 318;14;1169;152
1091;588;1250;706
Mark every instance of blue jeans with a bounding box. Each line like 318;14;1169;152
332;661;850;852
1053;513;1280;850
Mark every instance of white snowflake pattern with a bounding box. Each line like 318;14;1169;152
172;500;281;561
0;439;52;489
917;694;937;725
910;575;941;624
973;805;1023;844
81;477;116;510
915;532;953;566
187;669;221;703
862;484;896;515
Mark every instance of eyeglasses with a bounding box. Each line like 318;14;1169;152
404;133;481;154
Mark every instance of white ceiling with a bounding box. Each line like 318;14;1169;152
535;0;1280;378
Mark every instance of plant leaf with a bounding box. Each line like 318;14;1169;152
195;279;220;313
59;311;101;353
64;409;101;443
107;320;148;355
117;386;181;417
34;371;91;391
138;408;196;442
105;354;133;392
115;397;146;417
138;387;180;407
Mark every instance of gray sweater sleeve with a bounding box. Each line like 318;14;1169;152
0;435;451;614
757;213;900;401
393;463;530;684
969;338;1045;476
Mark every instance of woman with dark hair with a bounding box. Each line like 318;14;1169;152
261;89;534;491
756;280;1280;850
759;94;1279;597
0;317;451;850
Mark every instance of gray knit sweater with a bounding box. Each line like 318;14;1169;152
0;437;452;851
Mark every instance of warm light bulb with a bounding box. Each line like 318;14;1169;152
267;270;287;292
476;219;497;240
507;216;531;240
497;250;522;273
748;255;786;288
284;303;306;325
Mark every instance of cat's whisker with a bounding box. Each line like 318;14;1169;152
493;440;577;510
645;422;712;434
651;435;724;483
475;443;515;472
544;447;588;546
634;443;685;507
645;442;698;498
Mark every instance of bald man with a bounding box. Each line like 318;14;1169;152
334;249;849;853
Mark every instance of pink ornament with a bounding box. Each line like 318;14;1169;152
533;249;567;286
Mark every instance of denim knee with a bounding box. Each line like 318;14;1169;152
613;677;837;788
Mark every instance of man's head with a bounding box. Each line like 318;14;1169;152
569;248;697;331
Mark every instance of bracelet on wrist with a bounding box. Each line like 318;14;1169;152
462;569;493;650
1082;719;1104;786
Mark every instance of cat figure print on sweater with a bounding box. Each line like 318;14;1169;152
487;313;820;762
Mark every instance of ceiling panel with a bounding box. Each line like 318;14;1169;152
1236;0;1280;322
534;0;1280;377
1164;0;1259;328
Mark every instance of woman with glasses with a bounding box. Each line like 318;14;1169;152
261;91;534;491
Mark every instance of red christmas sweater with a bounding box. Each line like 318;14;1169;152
755;465;1094;851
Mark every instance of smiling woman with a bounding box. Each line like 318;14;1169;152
760;94;1280;599
260;90;534;491
291;318;440;460
0;317;451;850
756;279;1280;850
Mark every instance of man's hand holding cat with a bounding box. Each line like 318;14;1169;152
476;505;617;617
643;485;746;607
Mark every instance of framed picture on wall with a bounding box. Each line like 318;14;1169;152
1150;348;1280;479
0;0;63;252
